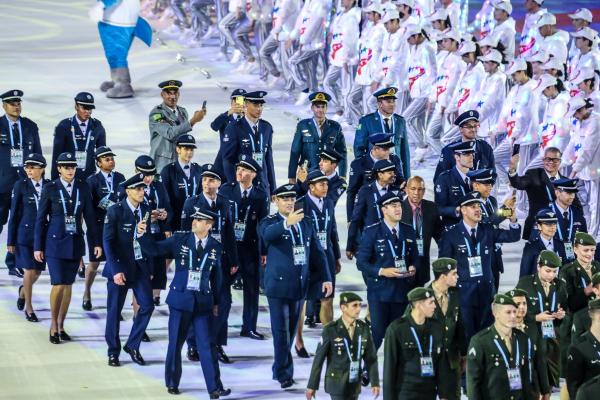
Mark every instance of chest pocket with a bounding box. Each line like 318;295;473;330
302;135;315;143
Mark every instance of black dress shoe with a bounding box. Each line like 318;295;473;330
216;388;231;397
119;314;124;321
209;391;220;399
78;265;85;278
59;331;72;341
17;285;25;311
108;354;120;367
361;369;370;387
187;347;200;362
8;268;23;278
232;280;243;290
167;387;180;395
25;311;39;322
295;345;310;358
304;317;317;329
280;379;294;389
240;330;265;340
82;299;92;311
216;345;231;364
153;296;160;306
141;332;151;342
124;346;146;365
49;331;60;344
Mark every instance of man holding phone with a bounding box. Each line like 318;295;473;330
211;89;247;179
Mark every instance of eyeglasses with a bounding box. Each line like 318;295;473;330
461;124;479;130
543;157;561;163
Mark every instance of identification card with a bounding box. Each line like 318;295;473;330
468;256;483;277
98;195;115;210
564;242;574;260
133;240;143;260
211;232;222;242
420;356;434;377
293;245;306;265
507;368;522;391
234;222;246;241
541;320;555;339
317;231;327;250
75;151;87;169
394;258;407;273
10;148;23;167
187;270;202;291
349;361;360;383
64;215;76;233
416;238;424;256
150;221;160;234
252;152;263;164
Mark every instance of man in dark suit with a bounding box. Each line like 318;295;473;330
210;89;246;178
508;146;578;239
1;89;42;277
401;176;442;286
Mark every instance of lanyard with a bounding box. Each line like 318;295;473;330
387;239;406;259
343;335;362;362
494;337;520;368
373;192;382;220
212;210;222;233
312;118;323;137
410;327;433;356
311;209;329;232
103;173;113;193
189;249;209;272
463;237;481;257
289;224;304;247
378;112;394;134
7;116;22;149
581;276;588;289
551;203;573;241
32;193;39;210
71;117;92;152
545;185;553;203
58;187;79;216
481;199;492;217
537;290;556;313
248;129;263;153
182;176;197;198
234;202;251;223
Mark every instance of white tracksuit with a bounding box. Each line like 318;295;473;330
471;69;508;137
519;8;547;59
539;30;570;64
471;0;494;40
490;17;516;63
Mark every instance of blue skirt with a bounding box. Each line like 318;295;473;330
47;257;79;285
16;245;46;271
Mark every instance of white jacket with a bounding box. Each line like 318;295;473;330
539;30;570;64
414;0;434;19
289;0;330;50
565;113;600;180
472;70;508;135
328;7;361;67
496;78;540;145
444;3;461;34
103;0;139;27
430;51;466;108
539;91;571;153
570;50;600;82
490;18;516;63
271;0;302;41
472;0;494;39
448;61;486;115
374;29;407;87
406;40;438;99
519;8;547;58
354;22;387;85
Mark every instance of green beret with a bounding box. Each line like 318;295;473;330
408;287;434;302
493;294;517;307
339;292;362;305
592;273;600;286
506;288;528;298
537;250;562;269
575;231;596;246
588;298;600;311
432;258;457;273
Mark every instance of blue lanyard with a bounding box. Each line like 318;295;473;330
312;118;323;137
212;210;222;233
545;185;553;203
537;290;556;313
343;336;362;362
7;116;22;148
234;202;251;223
551;203;573;241
189;249;208;272
410;327;433;356
71;117;92;152
289;224;304;247
581;276;588;289
463;237;481;257
58;187;79;216
182;176;197;198
378;111;394;134
373;192;382;220
103;173;113;193
387;239;405;259
494;337;520;368
248;129;263;153
311;209;329;232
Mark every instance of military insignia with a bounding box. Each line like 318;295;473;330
357;124;361;129
209;249;217;260
315;93;326;101
334;337;343;342
67;153;72;159
284;184;294;190
13;90;18;96
436;184;441;193
469;347;476;357
337;187;344;195
104;215;109;223
87;94;92;100
152;113;163;121
241;154;247;160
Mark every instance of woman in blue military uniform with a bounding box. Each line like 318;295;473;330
7;153;48;322
82;146;125;310
34;152;101;344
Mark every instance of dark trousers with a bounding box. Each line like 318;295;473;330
267;296;302;382
105;277;154;356
367;291;407;349
239;243;260;332
186;285;232;347
458;279;494;343
0;192;15;270
166;308;218;392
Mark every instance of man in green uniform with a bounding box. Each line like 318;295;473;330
575;374;600;400
572;273;600;341
516;250;567;390
567;298;600;398
306;292;380;400
467;294;538;400
383;287;444;400
428;257;466;400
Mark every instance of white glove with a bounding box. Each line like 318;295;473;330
88;2;104;23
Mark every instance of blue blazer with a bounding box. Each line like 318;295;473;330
117;177;173;233
102;200;150;281
210;111;238;179
550;201;587;243
51;116;106;180
298;194;341;269
160;161;202;230
221;117;276;195
86;170;125;224
219;182;270;246
434;167;471;226
7;178;49;247
0;115;42;194
356;222;419;303
139;232;222;314
519;236;566;277
33;179;99;259
433;139;495;182
258;214;331;301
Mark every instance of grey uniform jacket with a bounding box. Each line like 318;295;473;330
148;104;191;172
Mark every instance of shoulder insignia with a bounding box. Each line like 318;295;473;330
104;215;109;224
436;184;441;193
334;337;343;342
152;113;163;121
468;347;476;357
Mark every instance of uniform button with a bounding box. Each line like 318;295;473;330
173;286;176;289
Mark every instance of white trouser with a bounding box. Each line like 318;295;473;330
288;48;321;92
441;125;461;146
402;96;429;148
345;83;375;125
577;179;600;239
323;65;353;113
425;104;445;155
218;12;241;53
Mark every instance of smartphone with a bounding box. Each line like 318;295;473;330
294;200;304;212
202;100;207;110
235;96;244;106
143;212;150;222
512;144;521;156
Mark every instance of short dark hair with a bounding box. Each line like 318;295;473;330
544;147;562;156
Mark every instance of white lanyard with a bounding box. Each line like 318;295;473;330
494;337;520;368
248;128;263;153
234;202;251;223
289;224;304;246
387;239;406;259
311;209;329;232
7;116;22;148
59;188;79;216
182;176;197;198
537;290;556;313
312;118;323;137
71;117;92;152
372;192;382;220
378;112;394;134
104;173;113;193
551;203;573;241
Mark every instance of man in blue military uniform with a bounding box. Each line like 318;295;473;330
317;149;347;206
439;192;521;342
219;156;269;340
103;173;154;367
288;92;347;183
210;88;246;179
356;191;419;349
258;184;332;389
520;209;566;277
51;92;106;181
181;163;239;363
83;146;126;310
353;86;410;179
346;133;404;220
346;159;400;260
160;134;203;231
434;141;476;227
137;207;231;398
1;89;42;277
433;110;495;182
222;91;276;195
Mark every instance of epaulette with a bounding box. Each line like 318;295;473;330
365;221;381;229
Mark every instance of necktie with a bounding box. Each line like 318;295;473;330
415;207;422;237
67;183;72;195
107;172;112;178
134;208;140;224
197;240;204;254
211;200;217;210
347;322;355;340
465;177;470;186
563;211;568;221
392;228;398;243
542;282;550;296
438;292;448;315
35;183;40;187
12;123;20;148
253;125;259;137
242;190;248;199
183;165;190;170
550;176;556;181
503;335;512;355
470;228;477;244
384;118;391;133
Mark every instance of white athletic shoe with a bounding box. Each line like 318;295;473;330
202;25;219;40
245;61;260;74
230;50;242;64
294;92;310;106
413;147;428;163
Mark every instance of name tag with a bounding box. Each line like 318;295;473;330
252;152;263;164
75;151;87;169
133;240;143;260
507;368;522;391
10;148;23;167
541;320;555;339
564;242;574;260
98;195;115;210
187;270;202;291
349;360;360;383
394;258;407;273
416;238;424;256
317;231;327;250
468;256;483;277
420;356;434;377
293;245;306;265
65;215;77;233
234;222;246;241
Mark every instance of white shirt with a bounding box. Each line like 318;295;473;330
239;184;253;198
456;167;469;184
101;170;113;191
178;160;191;178
375;181;388;196
463;221;478;237
60;178;74;196
326;171;338;180
126;198;141;220
308;192;323;212
245;116;259;133
194;235;209;251
541;236;554;250
31;178;42;196
384;221;400;236
203;193;218;208
75;116;88;133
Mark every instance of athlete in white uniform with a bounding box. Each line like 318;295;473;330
489;0;515;63
569;28;600;81
566;8;594;77
536;13;569;65
570;67;600;113
471;49;508;138
519;0;547;59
